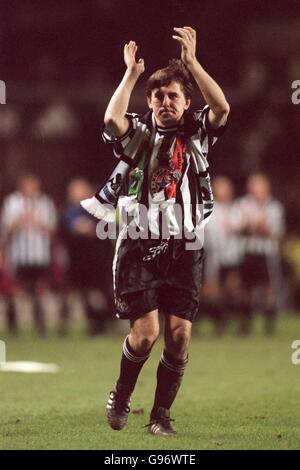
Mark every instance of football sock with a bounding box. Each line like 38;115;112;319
6;297;18;333
150;349;188;419
264;306;277;335
116;335;150;396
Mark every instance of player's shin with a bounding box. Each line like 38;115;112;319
150;349;188;419
116;335;151;397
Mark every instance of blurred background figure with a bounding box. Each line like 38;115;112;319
1;173;57;335
61;178;114;335
202;177;244;334
235;173;285;334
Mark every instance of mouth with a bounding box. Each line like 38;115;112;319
160;109;175;115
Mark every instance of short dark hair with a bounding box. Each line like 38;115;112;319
146;59;193;99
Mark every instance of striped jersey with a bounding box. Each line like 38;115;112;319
102;105;227;242
204;200;244;279
233;195;285;256
1;191;57;269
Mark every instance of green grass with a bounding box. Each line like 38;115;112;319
0;314;300;450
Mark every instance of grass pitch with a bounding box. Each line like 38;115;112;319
0;314;300;450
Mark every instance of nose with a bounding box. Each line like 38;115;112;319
162;94;171;107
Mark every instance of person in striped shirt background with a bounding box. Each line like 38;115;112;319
235;173;285;335
202;173;285;336
1;172;57;335
202;176;245;335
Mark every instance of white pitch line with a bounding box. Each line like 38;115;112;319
0;361;60;373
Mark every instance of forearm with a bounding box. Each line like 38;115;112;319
187;59;229;115
104;68;140;134
36;222;55;236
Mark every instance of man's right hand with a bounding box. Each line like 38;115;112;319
104;41;144;138
124;41;145;75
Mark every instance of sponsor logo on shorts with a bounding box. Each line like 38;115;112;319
142;240;169;261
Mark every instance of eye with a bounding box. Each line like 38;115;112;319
154;91;163;101
169;93;178;100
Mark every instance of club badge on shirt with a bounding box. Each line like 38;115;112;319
150;167;180;200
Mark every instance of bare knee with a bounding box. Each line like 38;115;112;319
129;314;160;354
130;330;159;354
166;325;191;360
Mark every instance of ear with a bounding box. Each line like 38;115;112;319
147;95;153;109
184;98;191;110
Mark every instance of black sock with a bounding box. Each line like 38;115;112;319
264;306;277;334
151;349;188;419
32;297;46;336
116;336;150;397
6;297;18;333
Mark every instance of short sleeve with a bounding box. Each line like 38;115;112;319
192;105;228;152
101;113;140;158
46;198;58;231
1;199;10;238
268;201;285;238
1;195;16;234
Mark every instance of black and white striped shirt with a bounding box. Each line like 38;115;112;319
233;195;285;256
1;191;57;269
204;201;244;279
102;105;227;242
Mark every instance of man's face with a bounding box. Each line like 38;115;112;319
213;178;234;203
147;81;191;127
247;175;271;202
19;176;41;197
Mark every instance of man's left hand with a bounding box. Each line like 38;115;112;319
172;26;196;67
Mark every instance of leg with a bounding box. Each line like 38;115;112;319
84;289;108;335
107;309;160;431
116;309;160;393
164;314;192;360
262;283;277;335
149;314;191;435
32;281;46;336
128;309;160;354
151;314;191;411
57;289;69;336
237;295;253;336
6;295;18;335
108;230;162;430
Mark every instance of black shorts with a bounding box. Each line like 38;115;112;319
219;265;241;284
240;254;270;288
15;266;49;286
113;234;204;322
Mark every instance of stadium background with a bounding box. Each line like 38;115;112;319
0;0;300;450
1;0;300;211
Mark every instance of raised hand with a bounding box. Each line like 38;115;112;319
172;26;197;67
124;41;145;75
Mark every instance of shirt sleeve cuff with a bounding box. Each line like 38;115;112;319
203;105;229;137
101;115;133;144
